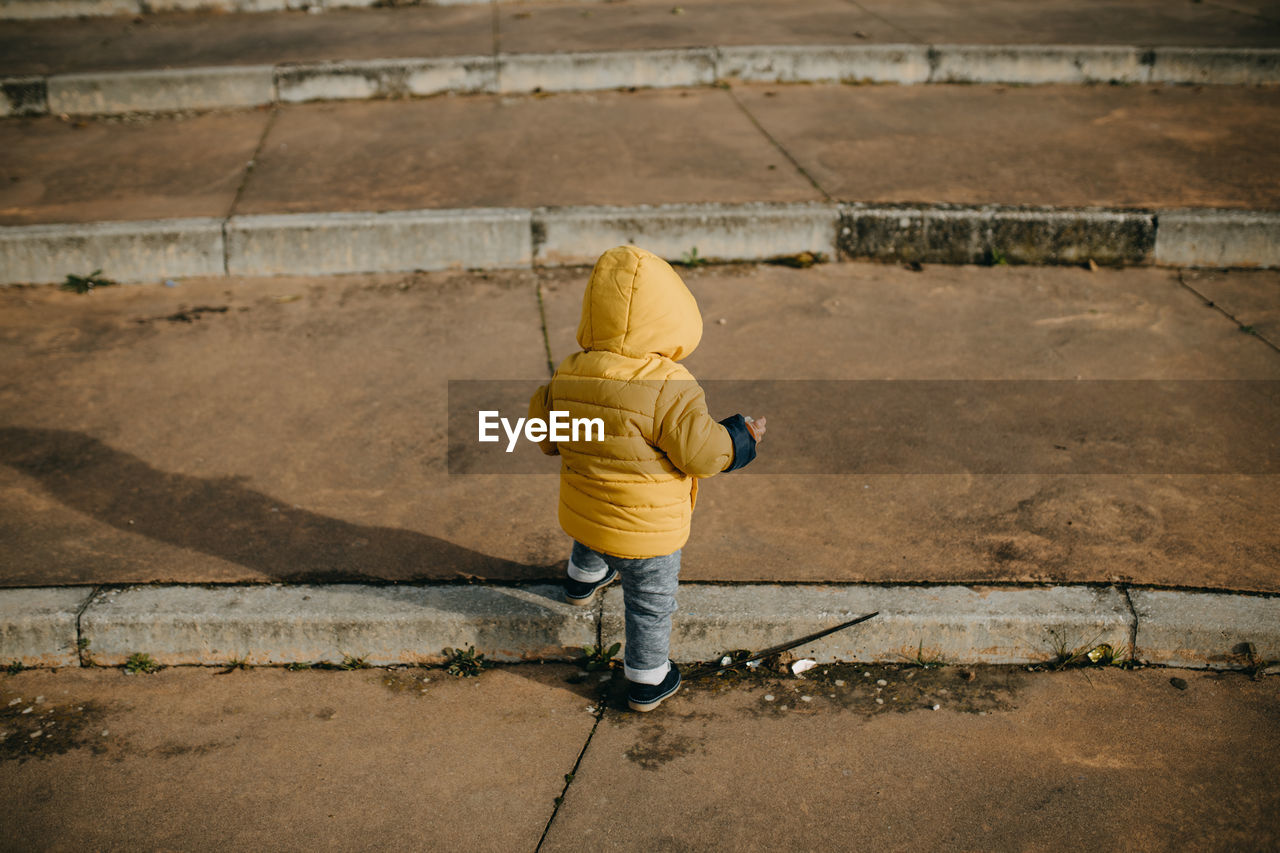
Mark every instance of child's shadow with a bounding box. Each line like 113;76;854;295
0;426;545;583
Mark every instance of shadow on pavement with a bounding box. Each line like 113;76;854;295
0;426;549;583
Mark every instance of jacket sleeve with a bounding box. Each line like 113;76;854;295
527;383;560;456
652;374;735;477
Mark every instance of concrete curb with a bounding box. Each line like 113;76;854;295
2;583;1276;671
839;205;1159;266
603;585;1134;666
1154;209;1280;268
534;202;840;267
77;584;595;666
0;217;226;284
4;203;1276;285
0;0;502;19
225;208;533;276
5;44;1279;116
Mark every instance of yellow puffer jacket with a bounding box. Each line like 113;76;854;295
529;246;738;558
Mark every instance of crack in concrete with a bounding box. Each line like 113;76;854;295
535;278;556;378
226;105;280;221
1120;585;1140;666
535;707;603;852
724;86;832;202
1175;269;1280;355
73;586;99;667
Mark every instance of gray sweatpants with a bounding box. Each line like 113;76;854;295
569;541;681;684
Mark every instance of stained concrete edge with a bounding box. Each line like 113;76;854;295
4;582;1278;671
1130;589;1280;669
0;586;95;668
47;65;276;116
7;45;1279;117
1154;209;1280;269
6;203;1275;285
602;584;1134;666
78;583;597;666
0;217;227;284
534;202;841;266
0;0;480;20
225;208;534;276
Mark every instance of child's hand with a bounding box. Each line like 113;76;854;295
745;415;766;442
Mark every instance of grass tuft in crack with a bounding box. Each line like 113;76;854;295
444;646;487;677
124;652;161;675
61;269;116;294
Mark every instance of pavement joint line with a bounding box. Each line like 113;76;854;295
3;203;1279;285
73;584;99;667
3;582;1277;671
226;104;279;220
724;85;833;202
1175;269;1280;354
536;705;603;853
1121;586;1140;665
5;44;1280;117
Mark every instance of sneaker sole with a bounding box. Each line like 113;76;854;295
627;682;680;713
564;572;617;607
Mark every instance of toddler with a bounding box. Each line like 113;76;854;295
529;245;765;711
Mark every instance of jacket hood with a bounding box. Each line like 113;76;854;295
576;245;703;361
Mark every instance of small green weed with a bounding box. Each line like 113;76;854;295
1240;325;1258;335
581;642;621;672
679;247;707;268
902;640;946;669
219;656;250;674
124;652;161;675
6;660;25;675
444;645;487;677
340;654;370;671
988;248;1008;266
286;662;313;671
1047;630;1130;670
61;269;117;294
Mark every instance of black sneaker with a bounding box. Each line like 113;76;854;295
564;567;618;607
627;662;681;712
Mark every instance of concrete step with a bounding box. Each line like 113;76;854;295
1;262;1276;594
2;83;1278;282
3;582;1279;670
2;0;1279;116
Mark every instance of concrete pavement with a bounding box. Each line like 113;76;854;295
3;0;1277;77
1;664;1276;851
2;262;1276;591
3;83;1279;281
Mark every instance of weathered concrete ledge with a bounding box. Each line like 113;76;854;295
78;584;596;666
839;204;1159;266
275;56;496;104
3;582;1276;671
0;587;93;669
47;66;276;116
5;44;1279;117
0;0;485;19
2;203;1275;285
718;44;931;85
225;208;533;276
1130;589;1280;669
0;218;226;284
534;202;840;267
603;585;1133;666
1154;209;1280;269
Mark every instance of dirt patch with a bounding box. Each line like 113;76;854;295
686;663;1026;720
624;723;700;770
0;692;111;764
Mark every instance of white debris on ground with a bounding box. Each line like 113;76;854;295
791;659;817;676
